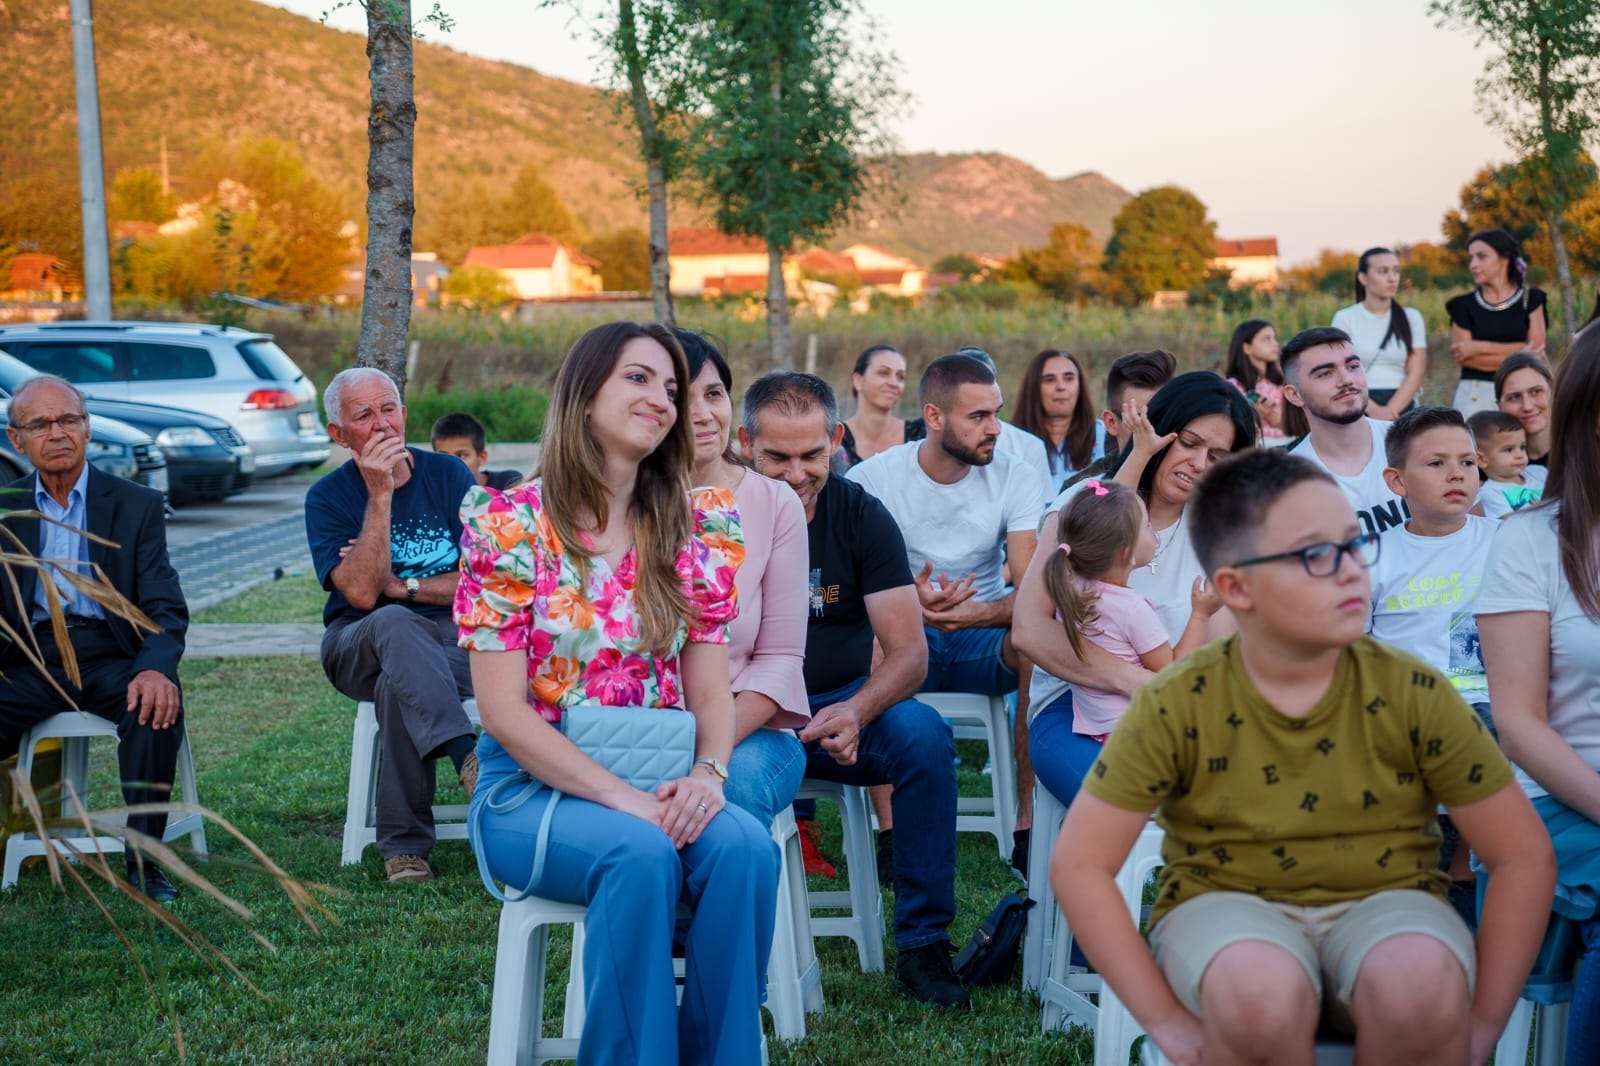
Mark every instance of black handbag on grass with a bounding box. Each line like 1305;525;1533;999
952;891;1036;986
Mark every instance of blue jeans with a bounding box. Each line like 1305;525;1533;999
922;625;1018;696
725;728;806;829
470;735;779;1066
1029;689;1102;809
803;676;957;950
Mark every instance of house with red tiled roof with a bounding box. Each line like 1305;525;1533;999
463;233;602;299
666;228;788;296
2;254;82;301
1210;237;1280;290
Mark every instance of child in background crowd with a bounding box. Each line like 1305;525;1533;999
1043;480;1219;742
429;412;523;491
1369;407;1500;921
1467;409;1546;519
1052;447;1552;1065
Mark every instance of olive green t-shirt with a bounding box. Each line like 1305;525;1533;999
1085;635;1513;929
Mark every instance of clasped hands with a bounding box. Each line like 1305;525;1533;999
915;560;992;631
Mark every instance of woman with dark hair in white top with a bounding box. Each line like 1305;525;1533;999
1332;247;1427;419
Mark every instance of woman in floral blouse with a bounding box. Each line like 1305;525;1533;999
455;321;779;1066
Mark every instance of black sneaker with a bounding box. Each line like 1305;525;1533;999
896;942;971;1009
876;828;894;888
1010;828;1030;879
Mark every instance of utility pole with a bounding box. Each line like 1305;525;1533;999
69;0;112;320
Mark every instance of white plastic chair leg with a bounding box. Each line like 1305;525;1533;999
341;697;479;865
795;780;886;973
1022;779;1066;991
764;806;824;1039
921;691;1017;857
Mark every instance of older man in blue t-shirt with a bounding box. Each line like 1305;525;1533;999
305;368;478;884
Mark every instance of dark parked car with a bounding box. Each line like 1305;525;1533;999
0;403;169;500
0;351;252;505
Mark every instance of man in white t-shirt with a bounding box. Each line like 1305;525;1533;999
848;352;1047;692
957;347;1054;496
1281;326;1411;537
848;353;1046;872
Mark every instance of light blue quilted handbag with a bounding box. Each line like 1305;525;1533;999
470;703;696;902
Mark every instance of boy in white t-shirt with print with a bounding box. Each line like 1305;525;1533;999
1466;409;1547;520
1369;405;1500;923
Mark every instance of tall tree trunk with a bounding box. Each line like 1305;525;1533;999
619;0;674;326
1547;203;1576;343
358;0;416;393
765;240;791;368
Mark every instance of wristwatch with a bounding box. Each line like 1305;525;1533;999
693;757;729;782
404;577;420;603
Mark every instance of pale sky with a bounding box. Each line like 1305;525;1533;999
264;0;1511;264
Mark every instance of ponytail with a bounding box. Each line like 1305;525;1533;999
1356;246;1414;354
1043;482;1146;658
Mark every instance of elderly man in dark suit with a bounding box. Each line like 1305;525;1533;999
0;375;188;902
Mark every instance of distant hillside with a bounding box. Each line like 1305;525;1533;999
832;154;1133;263
1;0;1129;268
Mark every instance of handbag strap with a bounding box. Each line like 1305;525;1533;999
469;770;563;903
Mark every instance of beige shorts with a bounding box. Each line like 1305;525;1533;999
1148;890;1475;1033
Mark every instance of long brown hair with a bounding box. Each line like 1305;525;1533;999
1012;349;1098;471
1540;327;1600;618
1043;481;1145;658
537;321;696;654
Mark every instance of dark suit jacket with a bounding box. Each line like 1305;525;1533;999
0;466;187;681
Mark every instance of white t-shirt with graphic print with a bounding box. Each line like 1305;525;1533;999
1288;418;1411;537
1368;516;1497;705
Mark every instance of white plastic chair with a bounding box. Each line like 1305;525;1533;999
3;711;207;890
485;810;814;1063
794;779;886;972
341;697;479;864
1022;778;1067;992
1039;821;1163;1066
920;691;1017;857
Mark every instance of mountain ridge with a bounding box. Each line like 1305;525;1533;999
1;0;1131;266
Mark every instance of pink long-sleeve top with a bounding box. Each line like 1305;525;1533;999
694;471;811;731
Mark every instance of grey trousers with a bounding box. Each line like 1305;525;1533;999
321;606;474;858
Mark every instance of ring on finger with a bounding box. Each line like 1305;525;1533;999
697;802;709;812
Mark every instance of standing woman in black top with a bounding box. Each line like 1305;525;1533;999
1444;228;1547;417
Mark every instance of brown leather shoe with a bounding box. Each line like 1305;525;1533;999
459;749;479;800
384;854;434;883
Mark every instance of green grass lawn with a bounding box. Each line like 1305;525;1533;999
0;649;1096;1065
192;574;326;625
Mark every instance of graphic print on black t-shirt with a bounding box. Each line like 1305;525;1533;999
802;477;913;694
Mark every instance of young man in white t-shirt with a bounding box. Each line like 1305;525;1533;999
1282;326;1411;537
848;352;1047;870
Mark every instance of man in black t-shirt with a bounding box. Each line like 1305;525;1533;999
737;371;966;1010
306;368;478;885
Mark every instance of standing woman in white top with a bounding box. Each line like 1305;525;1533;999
1332;247;1428;420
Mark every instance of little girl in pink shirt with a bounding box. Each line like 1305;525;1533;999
1044;480;1221;740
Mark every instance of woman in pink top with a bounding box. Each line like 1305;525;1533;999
681;329;812;830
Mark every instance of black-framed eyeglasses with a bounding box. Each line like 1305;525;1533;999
15;414;88;438
1230;532;1381;578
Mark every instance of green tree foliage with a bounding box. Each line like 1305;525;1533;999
441;263;516;312
1100;185;1217;305
683;0;904;365
422;163;584;266
1283;249;1362;296
583;227;651;292
1433;0;1600;335
1443;155;1600;278
0;175;82;269
1003;221;1102;302
930;252;983;279
109;167;175;225
111;137;353;305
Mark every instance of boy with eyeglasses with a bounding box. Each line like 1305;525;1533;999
1051;448;1553;1065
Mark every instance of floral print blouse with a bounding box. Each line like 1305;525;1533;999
455;479;743;723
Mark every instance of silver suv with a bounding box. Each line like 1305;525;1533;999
0;321;331;478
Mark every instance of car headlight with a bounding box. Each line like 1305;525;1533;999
155;426;214;447
85;439;132;462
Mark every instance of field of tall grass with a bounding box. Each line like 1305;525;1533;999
236;288;1545;437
